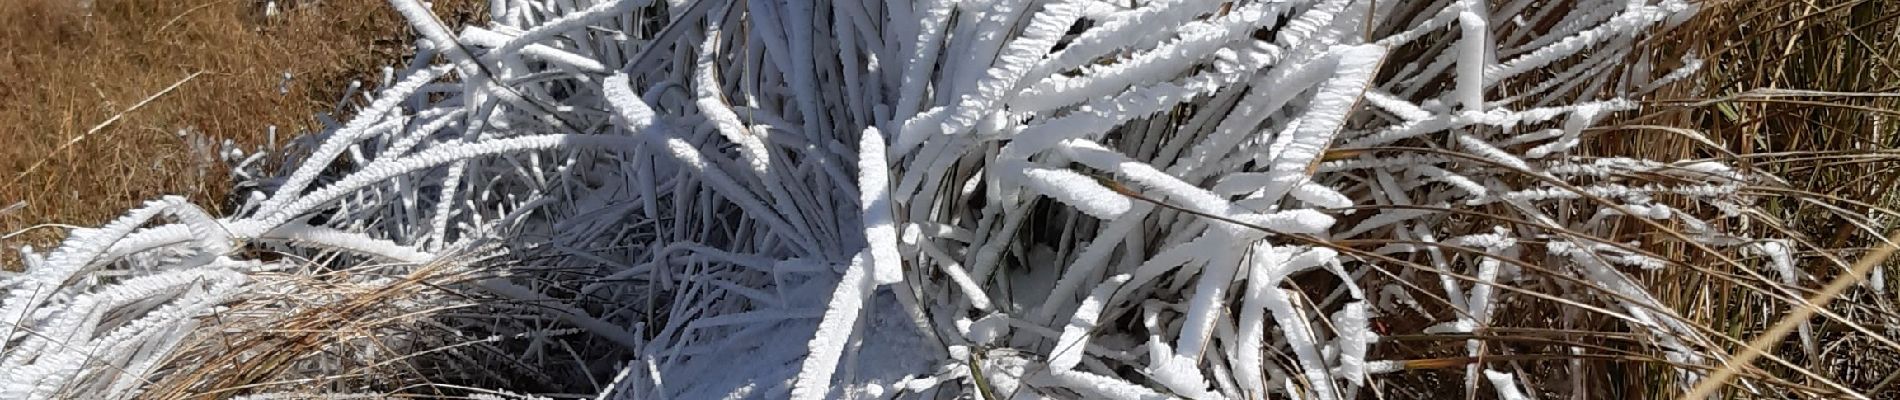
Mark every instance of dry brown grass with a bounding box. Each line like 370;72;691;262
143;250;510;398
0;0;485;264
1351;0;1900;397
1585;0;1900;397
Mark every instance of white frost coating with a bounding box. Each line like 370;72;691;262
1456;133;1533;172
938;0;1083;137
791;253;876;400
491;0;648;56
1175;235;1246;358
1233;242;1287;396
1484;370;1530;400
1290;182;1355;209
1233;209;1337;235
266;222;433;263
1255;45;1385;204
601;73;657;129
1058;139;1262;226
1332;302;1375;384
1456;10;1489;112
1020;167;1134;219
965;313;1011;345
460;27;608;72
1024;0;1228;87
1265;287;1339;400
1012;1;1278;113
860;128;903;285
1363;89;1433;121
695;32;809;242
1462;228;1512;341
1486;3;1687;86
258;65;449;217
1052;275;1129;371
1755;240;1815;358
1146;341;1220;399
1035;369;1172;400
1218;174;1353;209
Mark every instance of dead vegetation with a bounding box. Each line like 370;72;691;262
1594;0;1900;396
0;0;484;266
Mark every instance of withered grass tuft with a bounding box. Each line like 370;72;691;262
1585;0;1900;396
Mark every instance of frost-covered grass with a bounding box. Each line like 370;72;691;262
1;0;1892;398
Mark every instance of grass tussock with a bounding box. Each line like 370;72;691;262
3;0;1898;398
0;0;485;265
1569;0;1900;396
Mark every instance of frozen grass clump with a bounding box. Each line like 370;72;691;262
7;0;1854;397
